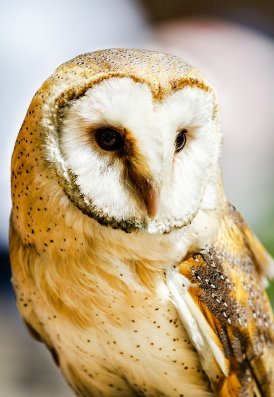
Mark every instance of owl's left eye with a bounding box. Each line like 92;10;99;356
175;129;187;153
95;127;124;151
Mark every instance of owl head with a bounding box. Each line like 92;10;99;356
19;49;222;235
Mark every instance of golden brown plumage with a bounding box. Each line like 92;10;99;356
10;49;274;396
176;204;274;396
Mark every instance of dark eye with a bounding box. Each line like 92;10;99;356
95;127;124;151
175;129;187;153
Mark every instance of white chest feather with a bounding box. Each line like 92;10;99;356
23;279;212;397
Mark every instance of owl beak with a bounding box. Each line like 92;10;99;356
144;187;159;219
125;160;159;219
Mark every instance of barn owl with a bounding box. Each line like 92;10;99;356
10;49;274;397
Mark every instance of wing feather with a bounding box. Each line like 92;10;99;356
167;204;274;397
229;205;274;284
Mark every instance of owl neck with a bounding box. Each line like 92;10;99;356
90;207;220;268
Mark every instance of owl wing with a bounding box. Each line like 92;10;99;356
9;220;60;367
167;203;274;397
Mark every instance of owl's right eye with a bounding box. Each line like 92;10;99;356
95;127;124;151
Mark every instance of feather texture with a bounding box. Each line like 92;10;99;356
167;204;274;397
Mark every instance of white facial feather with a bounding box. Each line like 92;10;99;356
59;77;221;233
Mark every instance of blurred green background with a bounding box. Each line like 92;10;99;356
259;205;274;305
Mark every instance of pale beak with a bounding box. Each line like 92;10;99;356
144;186;159;219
